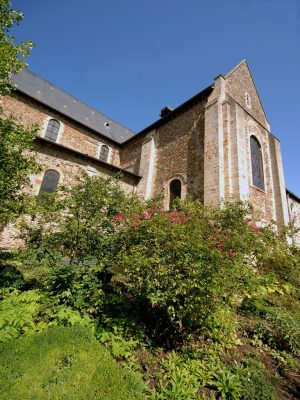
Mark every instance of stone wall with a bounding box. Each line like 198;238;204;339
220;63;289;225
287;194;300;246
153;100;207;208
0;141;138;250
2;92;122;166
120;135;144;175
33;140;138;195
225;60;269;130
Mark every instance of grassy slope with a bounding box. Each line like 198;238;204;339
0;325;146;400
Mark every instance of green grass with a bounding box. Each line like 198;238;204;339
0;324;146;400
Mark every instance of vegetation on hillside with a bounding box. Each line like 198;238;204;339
1;175;299;399
0;3;299;398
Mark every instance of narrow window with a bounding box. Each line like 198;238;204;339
99;145;109;162
169;179;182;209
250;136;264;190
45;119;60;142
38;169;60;196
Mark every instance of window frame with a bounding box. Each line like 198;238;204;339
98;144;110;163
41;116;64;143
38;169;60;196
250;135;265;191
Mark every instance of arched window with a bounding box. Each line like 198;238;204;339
99;145;109;162
38;169;60;196
45;119;60;142
169;179;182;209
250;136;264;190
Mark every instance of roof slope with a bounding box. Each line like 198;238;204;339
12;70;135;144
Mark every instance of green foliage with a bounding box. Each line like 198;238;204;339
0;288;91;343
13;176;300;398
0;0;34;95
45;263;105;315
0;324;146;399
22;175;140;269
0;115;40;224
237;359;277;400
209;370;241;400
115;200;262;343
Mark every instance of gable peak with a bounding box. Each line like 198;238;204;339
224;59;248;78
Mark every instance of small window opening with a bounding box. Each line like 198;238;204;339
45;119;60;142
169;179;182;209
245;93;252;109
99;144;109;162
38;169;60;196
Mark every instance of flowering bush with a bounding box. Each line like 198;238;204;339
113;200;267;343
20;176;300;347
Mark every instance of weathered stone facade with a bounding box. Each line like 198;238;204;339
287;191;300;245
1;60;299;249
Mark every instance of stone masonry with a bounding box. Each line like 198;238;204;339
1;60;299;249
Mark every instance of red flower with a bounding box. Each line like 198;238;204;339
133;222;139;230
170;213;180;223
113;212;124;222
217;240;224;251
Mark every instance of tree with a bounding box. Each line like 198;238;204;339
0;1;39;226
0;118;40;224
0;0;34;95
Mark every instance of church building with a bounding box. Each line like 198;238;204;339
1;60;300;246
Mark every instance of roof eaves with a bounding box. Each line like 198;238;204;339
35;136;142;181
286;188;300;203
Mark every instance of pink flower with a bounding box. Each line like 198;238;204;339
217;240;224;251
170;213;180;223
143;210;153;219
252;224;260;233
208;220;216;227
133;222;139;230
151;303;157;309
113;212;125;222
213;295;219;302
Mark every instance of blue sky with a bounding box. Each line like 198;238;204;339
12;0;300;194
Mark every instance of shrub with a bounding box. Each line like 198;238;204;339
115;200;261;343
0;325;146;399
45;263;105;315
0;288;91;343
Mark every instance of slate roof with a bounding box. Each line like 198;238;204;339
12;69;135;144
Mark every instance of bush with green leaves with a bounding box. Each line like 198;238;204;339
0;324;146;400
0;288;91;343
21;176;300;348
21;175;140;270
114;200;265;343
